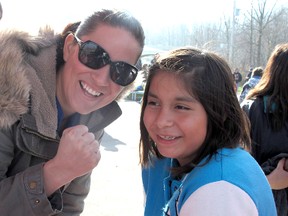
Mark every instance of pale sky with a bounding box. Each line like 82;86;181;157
0;0;245;35
0;0;286;35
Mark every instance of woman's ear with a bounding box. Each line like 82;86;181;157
63;33;76;62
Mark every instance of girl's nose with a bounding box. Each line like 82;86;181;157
155;109;174;128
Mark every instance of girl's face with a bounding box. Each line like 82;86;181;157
143;71;208;166
57;25;141;117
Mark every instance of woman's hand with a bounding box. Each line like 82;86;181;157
267;158;288;190
43;125;101;196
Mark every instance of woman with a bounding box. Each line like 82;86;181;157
242;43;288;216
0;9;145;215
139;48;276;215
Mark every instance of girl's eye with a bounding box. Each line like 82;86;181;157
175;105;190;110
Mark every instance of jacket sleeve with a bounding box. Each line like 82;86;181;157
59;173;91;215
0;119;104;216
179;181;258;216
0;127;62;216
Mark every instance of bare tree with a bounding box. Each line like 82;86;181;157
243;0;283;65
264;7;288;59
143;0;288;72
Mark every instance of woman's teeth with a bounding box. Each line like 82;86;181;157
81;81;101;97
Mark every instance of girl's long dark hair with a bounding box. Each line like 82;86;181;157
139;48;251;177
247;43;288;131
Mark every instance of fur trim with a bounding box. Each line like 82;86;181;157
0;30;54;128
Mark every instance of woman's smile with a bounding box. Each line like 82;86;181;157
80;81;102;97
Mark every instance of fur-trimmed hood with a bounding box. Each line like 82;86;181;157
0;30;56;130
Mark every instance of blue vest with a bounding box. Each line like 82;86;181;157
142;148;277;216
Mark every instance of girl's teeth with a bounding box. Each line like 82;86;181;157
160;135;176;140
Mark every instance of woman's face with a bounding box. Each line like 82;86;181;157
143;71;208;166
57;25;141;117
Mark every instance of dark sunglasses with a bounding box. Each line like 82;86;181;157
73;34;138;86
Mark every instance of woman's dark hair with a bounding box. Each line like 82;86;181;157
247;43;288;131
139;47;251;177
76;9;145;52
56;21;81;71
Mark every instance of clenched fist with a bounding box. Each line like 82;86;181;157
43;125;101;196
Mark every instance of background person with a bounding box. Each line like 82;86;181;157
0;9;145;215
244;67;254;83
241;43;288;216
233;67;242;92
239;66;263;103
139;47;276;216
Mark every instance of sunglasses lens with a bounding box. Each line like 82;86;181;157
110;62;138;86
79;41;110;69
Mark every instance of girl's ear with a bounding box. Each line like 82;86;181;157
63;33;76;61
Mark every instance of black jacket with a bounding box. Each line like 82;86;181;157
242;97;288;216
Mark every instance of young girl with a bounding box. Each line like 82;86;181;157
139;48;276;216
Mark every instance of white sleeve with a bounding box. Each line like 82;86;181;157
179;181;258;216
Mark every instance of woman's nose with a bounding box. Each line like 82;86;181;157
90;66;111;86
